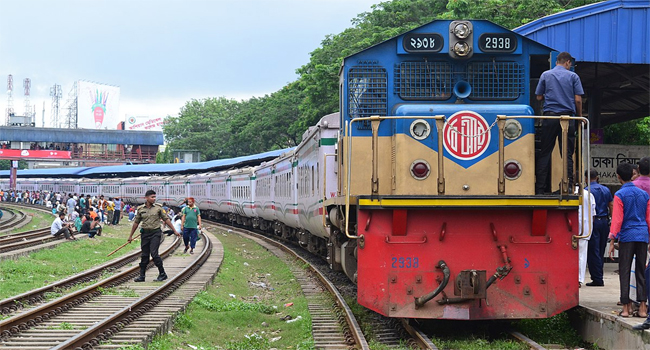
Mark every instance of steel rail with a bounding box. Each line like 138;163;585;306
0;228;50;245
0;234;64;254
401;319;439;349
0;228;51;247
0;235;181;340
509;331;548;350
209;221;371;350
51;230;211;349
0;207;26;231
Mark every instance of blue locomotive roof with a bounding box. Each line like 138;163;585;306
514;0;650;64
0;126;164;145
342;19;554;63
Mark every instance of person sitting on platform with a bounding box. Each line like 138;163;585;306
51;212;76;240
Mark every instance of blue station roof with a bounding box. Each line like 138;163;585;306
514;0;650;64
0;126;164;145
1;147;295;178
516;0;649;126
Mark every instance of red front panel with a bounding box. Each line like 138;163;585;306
357;208;578;320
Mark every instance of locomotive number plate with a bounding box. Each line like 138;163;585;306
478;33;517;53
403;33;444;53
391;257;419;268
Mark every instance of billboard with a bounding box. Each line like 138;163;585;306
125;116;165;131
77;81;120;129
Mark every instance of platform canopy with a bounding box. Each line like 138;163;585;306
0;147;294;178
0;127;164;145
515;0;649;127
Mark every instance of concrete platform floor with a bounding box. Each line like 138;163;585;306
578;262;650;349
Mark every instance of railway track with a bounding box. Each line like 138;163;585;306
0;207;28;233
207;221;370;350
0;228;51;246
0;229;222;349
0;205;68;258
0;235;149;316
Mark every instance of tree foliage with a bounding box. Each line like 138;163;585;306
604;117;650;146
0;160;28;171
163;0;640;160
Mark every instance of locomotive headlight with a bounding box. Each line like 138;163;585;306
410;159;431;180
453;23;471;39
504;159;522;180
503;120;522;140
453;42;471;57
409;119;431;140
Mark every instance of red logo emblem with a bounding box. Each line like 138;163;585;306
443;111;491;160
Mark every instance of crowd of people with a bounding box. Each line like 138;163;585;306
576;157;650;331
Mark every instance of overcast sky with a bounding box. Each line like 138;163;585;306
0;0;384;127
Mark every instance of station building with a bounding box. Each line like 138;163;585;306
0;126;164;168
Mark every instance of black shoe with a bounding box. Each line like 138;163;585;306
633;320;650;330
585;281;604;287
134;275;145;282
154;272;168;282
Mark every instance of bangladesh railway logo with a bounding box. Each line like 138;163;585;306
443;111;491;160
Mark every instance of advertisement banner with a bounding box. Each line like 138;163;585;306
0;149;72;159
125;116;165;131
77;81;121;129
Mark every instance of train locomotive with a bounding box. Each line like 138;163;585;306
4;20;588;321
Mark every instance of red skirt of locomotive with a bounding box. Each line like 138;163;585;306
356;207;579;320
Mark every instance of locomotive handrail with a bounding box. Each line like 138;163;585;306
344;115;445;239
498;115;592;241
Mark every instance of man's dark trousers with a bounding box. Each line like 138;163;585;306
587;217;609;284
535;111;576;194
140;229;164;272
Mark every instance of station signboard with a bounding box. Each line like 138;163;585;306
590;144;649;185
125;116;165;131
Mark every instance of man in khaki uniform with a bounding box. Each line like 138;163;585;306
128;190;180;282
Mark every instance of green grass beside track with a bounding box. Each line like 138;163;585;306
131;229;313;350
0;220;137;300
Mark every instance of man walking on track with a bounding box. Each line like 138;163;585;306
181;197;202;254
127;190;180;282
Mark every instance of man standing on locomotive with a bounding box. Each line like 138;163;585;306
534;51;584;194
127;190;181;282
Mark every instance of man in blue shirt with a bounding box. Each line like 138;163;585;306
534;52;584;194
585;169;613;287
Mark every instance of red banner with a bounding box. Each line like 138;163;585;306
0;149;72;159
